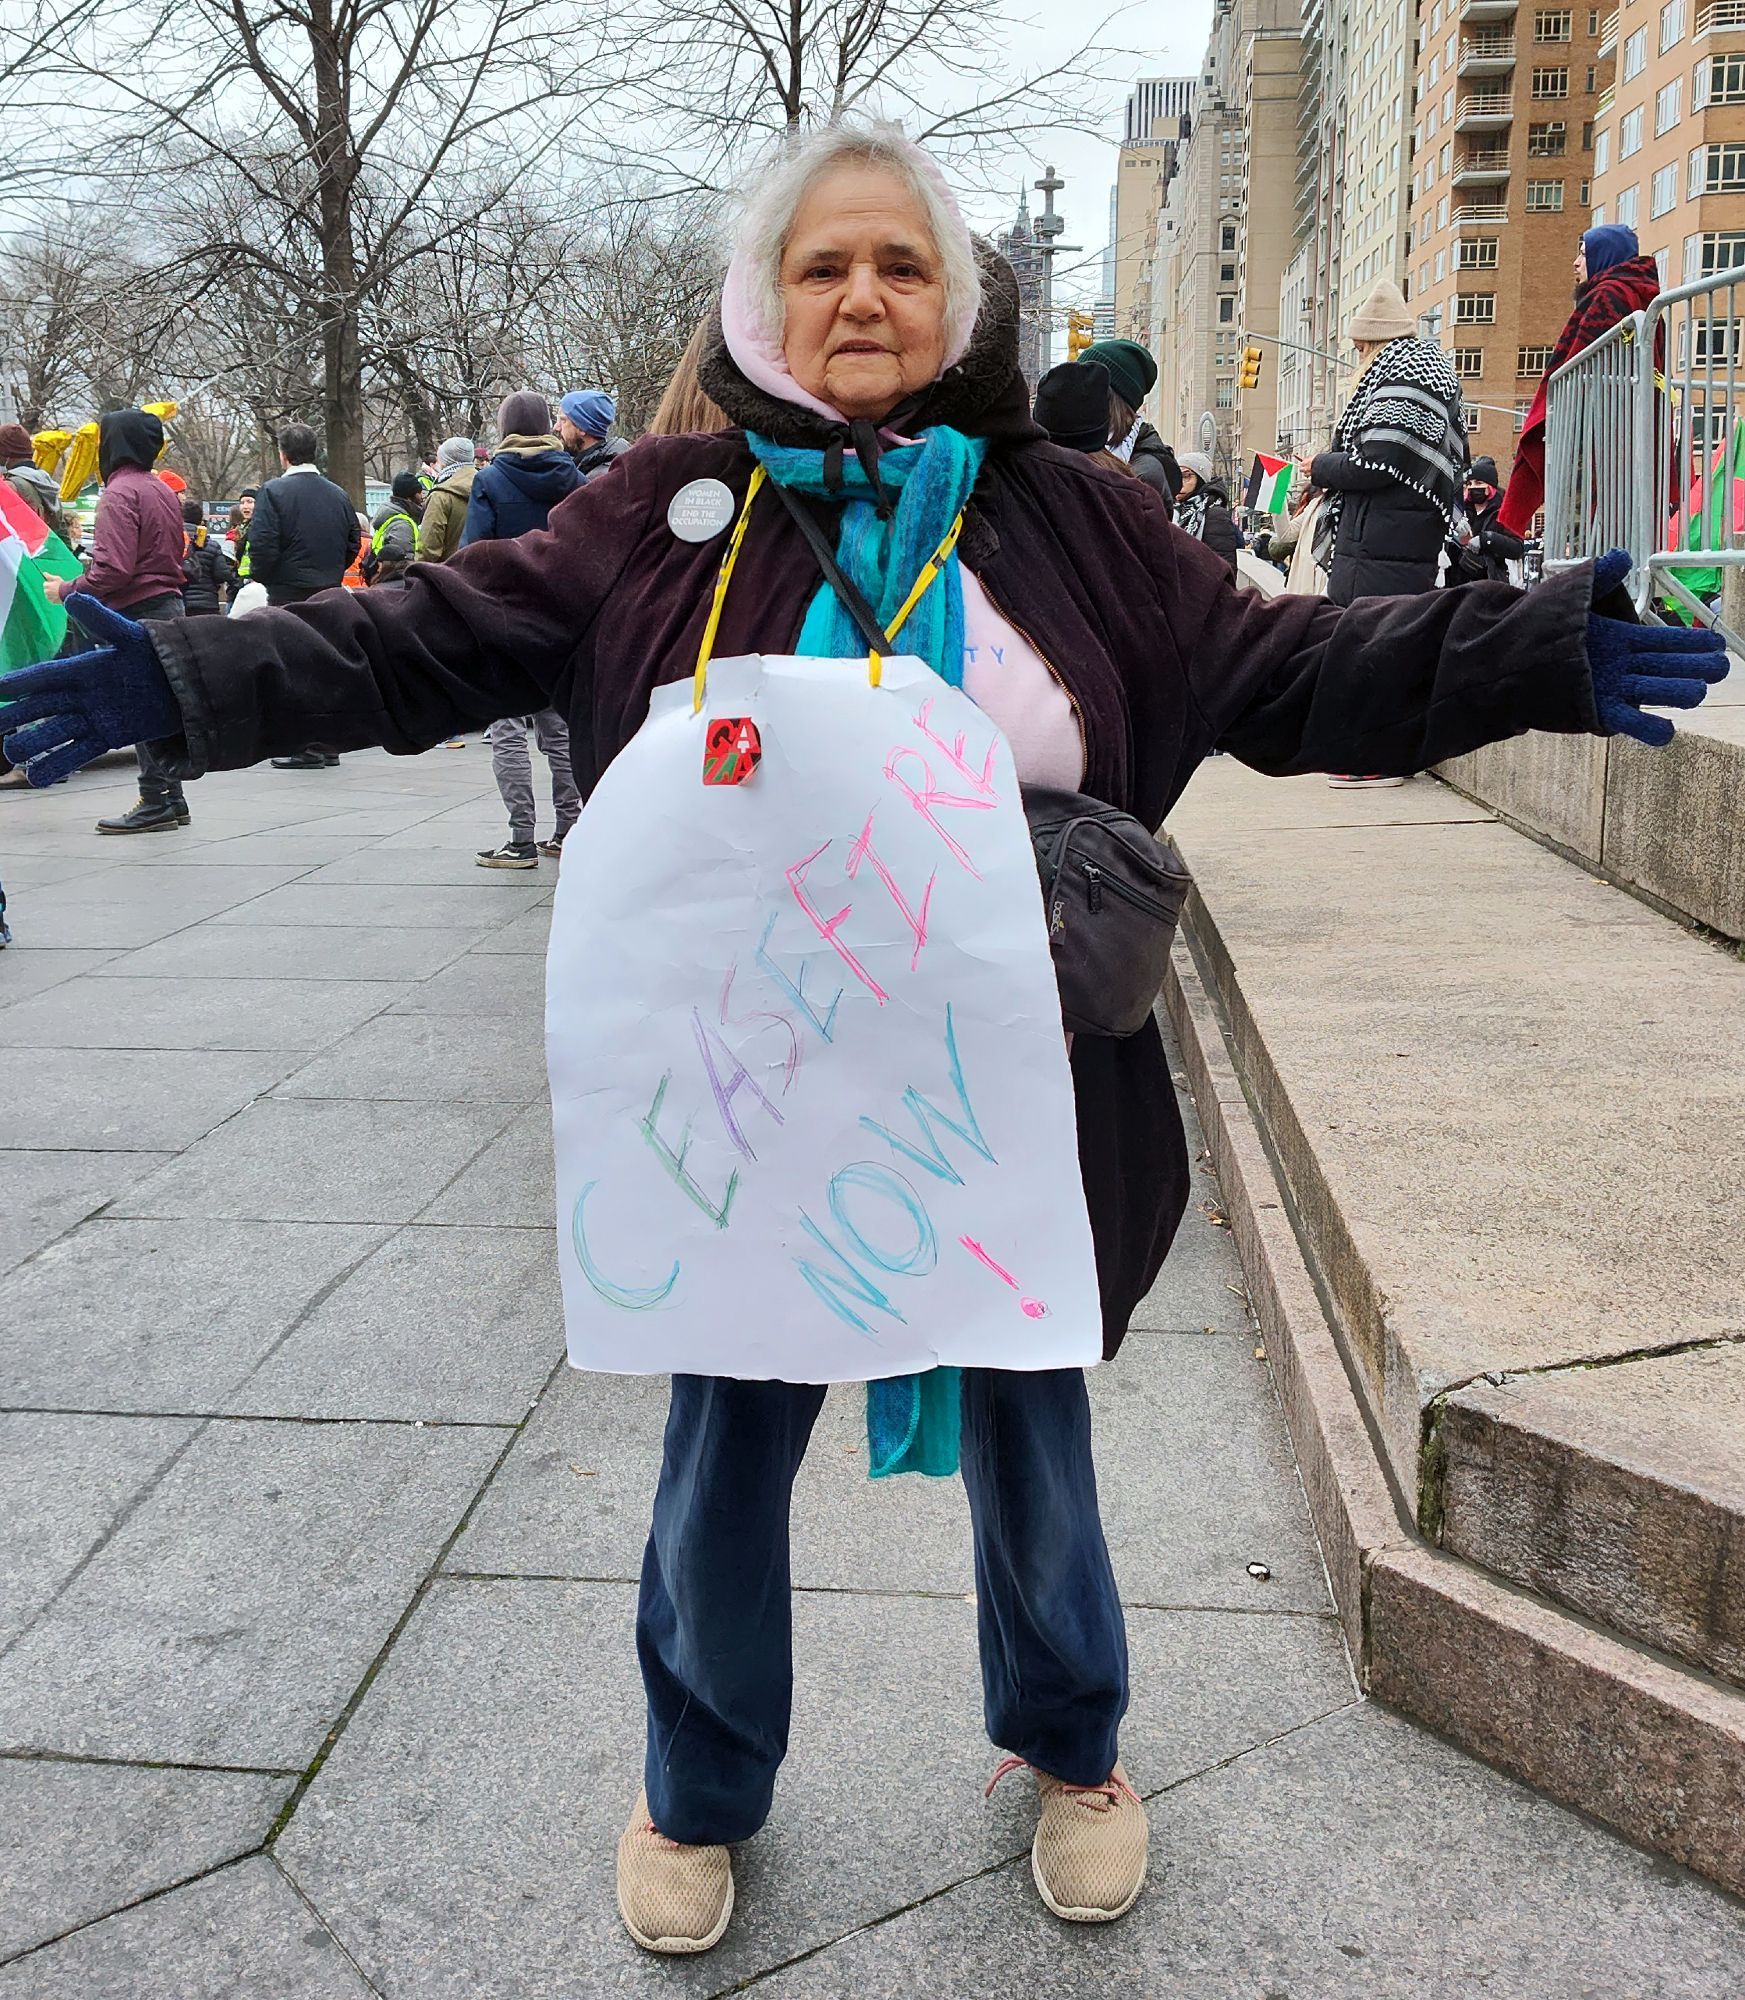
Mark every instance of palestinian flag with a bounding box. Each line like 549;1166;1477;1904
1244;452;1293;515
0;478;80;674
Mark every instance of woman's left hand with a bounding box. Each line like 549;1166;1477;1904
1586;550;1729;746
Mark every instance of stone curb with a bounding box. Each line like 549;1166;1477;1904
1162;935;1745;1900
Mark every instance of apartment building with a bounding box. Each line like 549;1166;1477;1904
1342;0;1416;307
1113;77;1196;338
1407;0;1607;480
1288;0;1352;446
1148;0;1300;482
1588;0;1745;290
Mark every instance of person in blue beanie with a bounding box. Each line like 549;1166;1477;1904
1501;224;1662;535
558;388;630;481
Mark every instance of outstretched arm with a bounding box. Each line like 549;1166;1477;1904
1164;541;1724;782
2;458;656;786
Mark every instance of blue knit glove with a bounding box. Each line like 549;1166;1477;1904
0;596;182;787
1586;550;1729;748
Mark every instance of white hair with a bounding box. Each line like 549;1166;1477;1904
732;121;982;362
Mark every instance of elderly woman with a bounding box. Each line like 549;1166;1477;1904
0;124;1723;1956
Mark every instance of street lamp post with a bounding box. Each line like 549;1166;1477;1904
1033;164;1082;373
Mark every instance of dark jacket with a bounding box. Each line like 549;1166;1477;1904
77;413;186;611
460;435;581;544
1177;481;1238;573
1128;422;1178;516
1447;493;1525;587
145;269;1603;1362
1310;448;1446;605
249;464;359;596
181;526;236;614
573;435;631;483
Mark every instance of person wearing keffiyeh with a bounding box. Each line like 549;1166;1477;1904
1311;279;1468;607
1499;224;1663;537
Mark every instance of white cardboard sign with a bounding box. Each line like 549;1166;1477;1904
545;652;1102;1383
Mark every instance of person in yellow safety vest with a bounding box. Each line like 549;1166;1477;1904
228;488;256;578
365;471;423;584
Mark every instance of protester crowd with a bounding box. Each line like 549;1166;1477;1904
0;137;1724;1967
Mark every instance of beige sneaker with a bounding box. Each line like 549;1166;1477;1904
988;1756;1148;1922
616;1788;734;1954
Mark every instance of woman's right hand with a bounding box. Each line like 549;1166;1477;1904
0;597;181;786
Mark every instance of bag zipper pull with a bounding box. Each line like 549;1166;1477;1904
1082;860;1103;913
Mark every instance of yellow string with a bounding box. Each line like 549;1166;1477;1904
691;470;966;706
692;465;767;713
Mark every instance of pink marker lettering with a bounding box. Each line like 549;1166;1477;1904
785;840;889;1004
846;810;935;971
913;697;999;796
884;748;995;877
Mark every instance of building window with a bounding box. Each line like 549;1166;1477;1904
1701;230;1745;274
1697;52;1745;107
1588;6;1601;27
1441;140;1452;172
1660;0;1685;52
1453;347;1485;377
1595;129;1611;174
1593;204;1608;225
1535;8;1572;36
1219;295;1235;322
1221;261;1236;281
1532;66;1571;96
1615;182;1641;226
1439;193;1451;227
1620;106;1644;157
1455;293;1498;322
1463;406;1483;432
1580;177;1591;203
1528;120;1568;154
1655;246;1671;284
1518;345;1555;373
1582;121;1593;147
1527;177;1567;209
1221;223;1236;250
1656;78;1683;134
1652;162;1680;215
1458;237;1501;266
1216;380;1235;409
1621;27;1647;80
1435;248;1448;281
1697;143;1745;193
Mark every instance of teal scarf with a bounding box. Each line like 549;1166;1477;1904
747;424;988;1480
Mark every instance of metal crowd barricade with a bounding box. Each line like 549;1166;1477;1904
1541;265;1745;644
1540;311;1651;590
1641;265;1745;638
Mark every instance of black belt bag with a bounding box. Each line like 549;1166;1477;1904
767;479;1191;1037
1024;790;1192;1038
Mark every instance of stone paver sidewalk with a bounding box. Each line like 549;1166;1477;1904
2;748;1743;1997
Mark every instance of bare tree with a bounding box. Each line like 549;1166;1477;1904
603;0;1128;191
27;0;630;498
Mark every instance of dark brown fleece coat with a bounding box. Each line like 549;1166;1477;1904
146;253;1601;1356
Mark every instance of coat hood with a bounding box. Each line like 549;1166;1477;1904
697;241;1041;452
490;437;581;503
98;407;165;481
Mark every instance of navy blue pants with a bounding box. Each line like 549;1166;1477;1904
637;1367;1129;1845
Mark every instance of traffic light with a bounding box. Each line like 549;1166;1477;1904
1238;342;1264;390
1067;309;1094;359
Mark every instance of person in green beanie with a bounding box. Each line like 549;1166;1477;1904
1080;337;1180;508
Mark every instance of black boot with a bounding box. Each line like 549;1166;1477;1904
271;750;329;770
172;795;191;826
96;797;183;835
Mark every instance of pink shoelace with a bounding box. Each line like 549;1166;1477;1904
983;1755;1141;1810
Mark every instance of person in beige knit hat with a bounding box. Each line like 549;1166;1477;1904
1345;276;1416;349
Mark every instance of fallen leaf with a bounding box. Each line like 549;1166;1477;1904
569;1464;598;1477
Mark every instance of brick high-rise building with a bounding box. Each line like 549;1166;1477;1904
1588;0;1745;293
1407;0;1608;481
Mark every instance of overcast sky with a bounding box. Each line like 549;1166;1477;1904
951;0;1214;305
